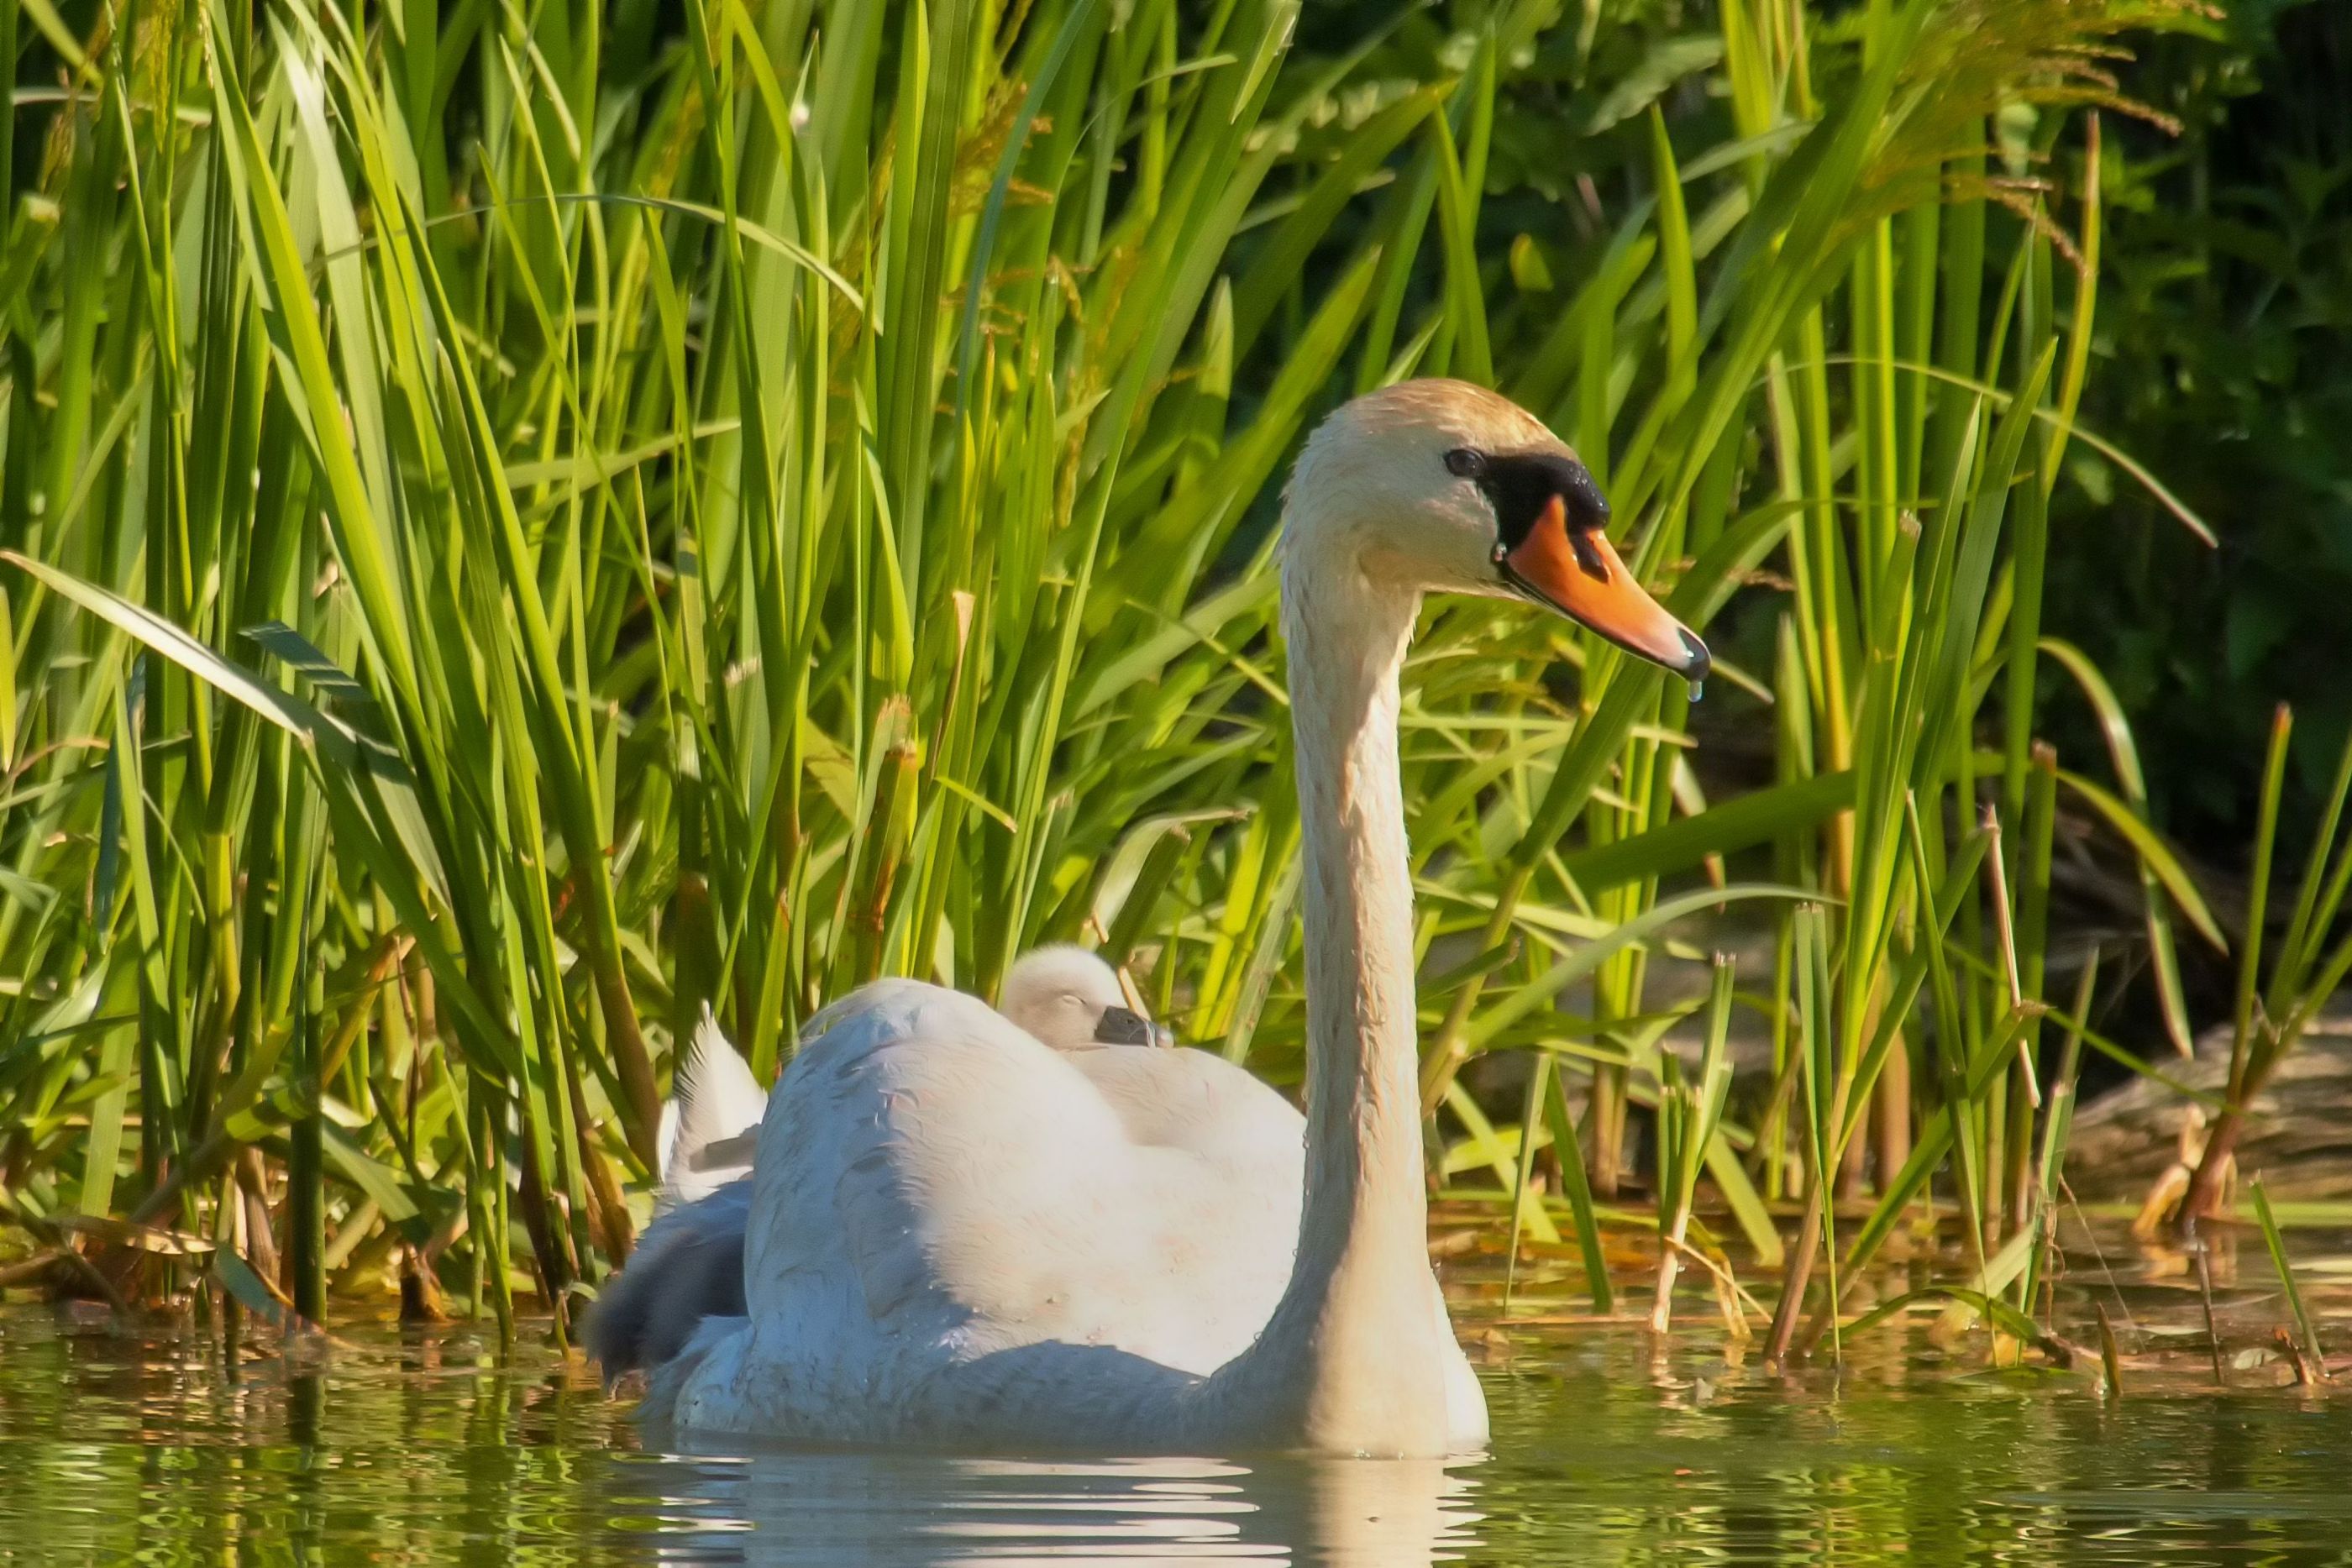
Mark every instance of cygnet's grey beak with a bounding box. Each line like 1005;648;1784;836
1093;1006;1161;1046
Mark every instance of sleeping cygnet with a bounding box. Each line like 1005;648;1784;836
993;944;1171;1052
1001;945;1305;1167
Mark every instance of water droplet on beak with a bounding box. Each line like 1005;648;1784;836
1686;678;1705;703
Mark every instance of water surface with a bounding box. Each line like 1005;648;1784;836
3;1292;2348;1565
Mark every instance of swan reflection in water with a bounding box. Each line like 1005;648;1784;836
618;1445;1481;1566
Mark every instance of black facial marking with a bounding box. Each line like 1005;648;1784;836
1469;450;1610;554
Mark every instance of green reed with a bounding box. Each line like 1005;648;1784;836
0;0;2282;1366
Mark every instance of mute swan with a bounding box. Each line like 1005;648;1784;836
596;948;1180;1373
630;380;1709;1457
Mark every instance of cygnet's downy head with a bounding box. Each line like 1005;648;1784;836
999;945;1171;1052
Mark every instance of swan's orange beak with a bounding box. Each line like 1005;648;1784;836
1499;496;1709;682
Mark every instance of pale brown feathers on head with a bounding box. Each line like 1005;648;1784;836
1323;379;1563;456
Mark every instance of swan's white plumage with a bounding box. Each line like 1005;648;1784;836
607;948;1250;1387
1005;946;1305;1170
656;1009;770;1212
1048;1044;1484;1444
670;979;1299;1444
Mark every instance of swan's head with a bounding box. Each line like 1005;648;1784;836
999;946;1170;1053
1284;379;1709;681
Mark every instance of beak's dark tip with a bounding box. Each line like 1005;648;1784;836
1678;629;1712;684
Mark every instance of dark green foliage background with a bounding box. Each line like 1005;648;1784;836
2045;0;2352;850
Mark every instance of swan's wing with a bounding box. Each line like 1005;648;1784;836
1063;1046;1306;1349
585;1179;753;1378
748;979;1269;1373
659;1009;769;1212
1069;1046;1305;1167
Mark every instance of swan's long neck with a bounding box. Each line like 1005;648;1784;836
1200;543;1455;1455
1284;559;1428;1300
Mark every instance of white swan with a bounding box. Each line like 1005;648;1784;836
634;380;1708;1456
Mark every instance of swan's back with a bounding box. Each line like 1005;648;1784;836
1068;1045;1305;1164
750;982;1267;1356
593;968;1228;1403
669;980;1294;1442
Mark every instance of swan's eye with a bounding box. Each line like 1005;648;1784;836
1443;447;1485;479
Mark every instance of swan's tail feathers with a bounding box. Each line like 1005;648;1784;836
639;1314;748;1428
582;1183;751;1390
657;1006;768;1211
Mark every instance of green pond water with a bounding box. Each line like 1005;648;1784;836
3;1276;2348;1568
